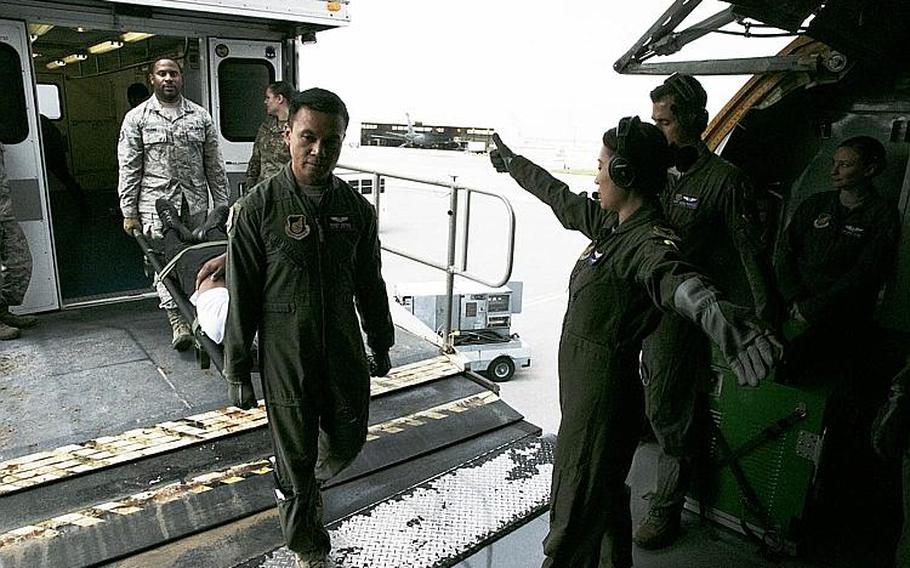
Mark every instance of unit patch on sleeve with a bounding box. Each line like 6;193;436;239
226;203;240;237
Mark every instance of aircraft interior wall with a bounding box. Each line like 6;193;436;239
31;24;204;303
721;78;910;338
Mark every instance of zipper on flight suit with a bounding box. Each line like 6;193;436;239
288;182;329;356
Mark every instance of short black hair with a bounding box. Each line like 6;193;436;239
288;88;349;129
149;57;183;74
838;135;887;177
267;81;296;102
602;118;670;196
650;73;709;136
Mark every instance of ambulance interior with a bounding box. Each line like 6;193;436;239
28;23;271;304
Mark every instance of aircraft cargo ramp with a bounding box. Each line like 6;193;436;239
0;298;552;568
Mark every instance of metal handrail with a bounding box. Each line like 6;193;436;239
337;162;517;352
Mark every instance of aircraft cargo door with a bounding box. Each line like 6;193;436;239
0;20;58;313
207;38;282;201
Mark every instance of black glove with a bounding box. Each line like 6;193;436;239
226;373;257;410
489;133;516;173
673;277;781;387
369;350;392;377
872;366;910;460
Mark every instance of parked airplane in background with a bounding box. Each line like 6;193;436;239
370;113;459;149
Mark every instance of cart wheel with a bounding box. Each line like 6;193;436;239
487;356;515;382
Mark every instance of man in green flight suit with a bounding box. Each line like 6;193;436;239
635;74;780;549
223;88;394;568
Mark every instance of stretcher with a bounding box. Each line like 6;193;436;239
133;231;227;373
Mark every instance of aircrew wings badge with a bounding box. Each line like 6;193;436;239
286;214;311;240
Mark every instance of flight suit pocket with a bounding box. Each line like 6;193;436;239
263;302;293;313
260;302;295;336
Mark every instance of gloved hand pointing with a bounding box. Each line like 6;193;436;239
369;350;392;377
227;373;257;410
489;133;516;173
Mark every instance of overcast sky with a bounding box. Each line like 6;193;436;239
299;1;792;148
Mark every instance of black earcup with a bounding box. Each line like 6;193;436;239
609;157;635;189
609;116;639;189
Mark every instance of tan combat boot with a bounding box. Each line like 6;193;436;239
166;309;193;351
633;504;682;550
0;305;38;329
0;320;19;340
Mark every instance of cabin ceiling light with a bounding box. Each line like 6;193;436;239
46;59;66;70
62;53;88;64
27;23;54;40
88;40;124;54
75;26;89;33
121;32;155;43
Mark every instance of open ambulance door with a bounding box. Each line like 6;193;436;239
207;38;283;200
0;19;59;313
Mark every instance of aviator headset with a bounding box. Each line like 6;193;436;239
663;72;709;133
608;116;639;190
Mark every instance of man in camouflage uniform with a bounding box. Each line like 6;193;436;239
634;74;779;549
0;144;37;340
244;81;294;190
118;57;229;350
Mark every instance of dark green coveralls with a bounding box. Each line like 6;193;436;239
776;188;899;335
775;187;899;558
640;144;775;511
506;156;715;567
223;164;394;557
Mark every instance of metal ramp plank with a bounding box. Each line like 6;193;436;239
0;381;531;568
101;422;543;568
250;435;555;568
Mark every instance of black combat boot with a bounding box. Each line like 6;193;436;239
193;205;230;241
0;305;37;331
155;199;195;242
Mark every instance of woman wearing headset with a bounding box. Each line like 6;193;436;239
489;117;780;568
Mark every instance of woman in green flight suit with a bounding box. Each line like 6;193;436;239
489;117;779;568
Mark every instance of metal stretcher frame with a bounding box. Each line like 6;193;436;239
133;231;226;373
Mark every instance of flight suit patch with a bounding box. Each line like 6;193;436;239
672;193;699;209
842;224;865;238
227;203;240;237
651;226;680;251
813;213;832;229
326;216;354;232
578;242;606;266
285;215;311;240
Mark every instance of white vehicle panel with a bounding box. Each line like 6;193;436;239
100;0;350;26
